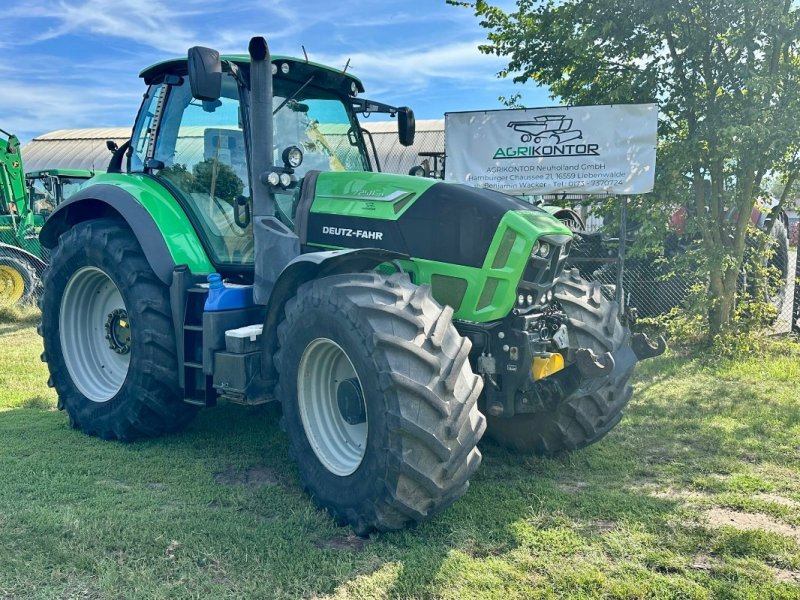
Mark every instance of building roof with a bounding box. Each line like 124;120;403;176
20;120;446;176
21;128;132;173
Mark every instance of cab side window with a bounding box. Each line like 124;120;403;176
153;74;252;265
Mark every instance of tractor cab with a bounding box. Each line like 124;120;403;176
25;169;93;217
132;55;414;268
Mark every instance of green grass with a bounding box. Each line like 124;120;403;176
1;322;799;599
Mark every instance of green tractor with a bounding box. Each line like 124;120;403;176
1;128;92;306
39;37;664;534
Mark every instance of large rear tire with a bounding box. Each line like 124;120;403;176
40;219;197;440
486;269;634;455
275;272;485;534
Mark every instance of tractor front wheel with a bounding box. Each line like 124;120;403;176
40;219;197;440
275;272;485;534
486;269;634;455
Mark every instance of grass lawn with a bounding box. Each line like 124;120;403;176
1;318;799;599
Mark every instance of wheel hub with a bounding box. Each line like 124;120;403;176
336;377;366;425
105;308;131;354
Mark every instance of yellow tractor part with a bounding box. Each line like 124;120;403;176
0;264;25;306
531;353;565;381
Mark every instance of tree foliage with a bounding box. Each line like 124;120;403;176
453;0;800;333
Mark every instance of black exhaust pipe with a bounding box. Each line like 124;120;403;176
247;36;300;305
248;36;274;218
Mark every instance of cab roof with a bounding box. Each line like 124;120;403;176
139;54;365;94
26;168;94;178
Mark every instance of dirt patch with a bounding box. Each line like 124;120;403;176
773;567;800;584
649;488;712;501
314;533;370;551
754;493;800;509
557;480;589;494
689;554;717;571
593;520;616;534
214;465;280;488
704;508;800;543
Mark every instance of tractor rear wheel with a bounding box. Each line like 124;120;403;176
39;219;197;440
0;254;36;307
486;269;634;455
275;272;485;534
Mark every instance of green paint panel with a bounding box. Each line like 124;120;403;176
88;173;214;274
310;171;436;220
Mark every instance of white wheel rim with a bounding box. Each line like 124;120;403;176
59;266;131;403
297;338;368;476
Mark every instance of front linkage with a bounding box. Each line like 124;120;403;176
459;268;665;454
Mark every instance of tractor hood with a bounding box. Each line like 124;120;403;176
300;171;573;322
302;171;572;268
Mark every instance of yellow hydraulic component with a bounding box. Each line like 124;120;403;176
0;264;25;306
531;353;565;381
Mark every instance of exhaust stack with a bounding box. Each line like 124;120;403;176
248;36;275;218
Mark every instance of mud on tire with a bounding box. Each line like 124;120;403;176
39;219;197;440
275;272;486;534
486;269;634;455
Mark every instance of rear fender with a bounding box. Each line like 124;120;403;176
540;205;585;231
40;182;212;285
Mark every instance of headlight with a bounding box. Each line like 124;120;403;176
536;242;551;258
266;171;280;186
530;240;540;258
282;146;304;169
351;81;358;96
279;173;292;187
280;62;290;74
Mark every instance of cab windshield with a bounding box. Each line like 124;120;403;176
271;82;368;223
273;83;368;177
27;175;87;215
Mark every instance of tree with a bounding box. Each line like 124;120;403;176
453;0;800;334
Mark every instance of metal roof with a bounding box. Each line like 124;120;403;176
20;120;446;176
21;128;132;173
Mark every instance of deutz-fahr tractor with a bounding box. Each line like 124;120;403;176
1;128;92;305
39;37;664;534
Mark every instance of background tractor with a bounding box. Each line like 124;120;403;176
1;128;92;306
39;37;663;534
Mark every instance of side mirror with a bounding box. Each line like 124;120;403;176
188;46;222;101
397;107;415;147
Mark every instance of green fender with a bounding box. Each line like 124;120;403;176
40;173;213;284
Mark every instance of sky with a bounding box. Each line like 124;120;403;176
0;0;552;143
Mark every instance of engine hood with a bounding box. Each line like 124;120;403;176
303;171;572;268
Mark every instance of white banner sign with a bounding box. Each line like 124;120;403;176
444;104;657;195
